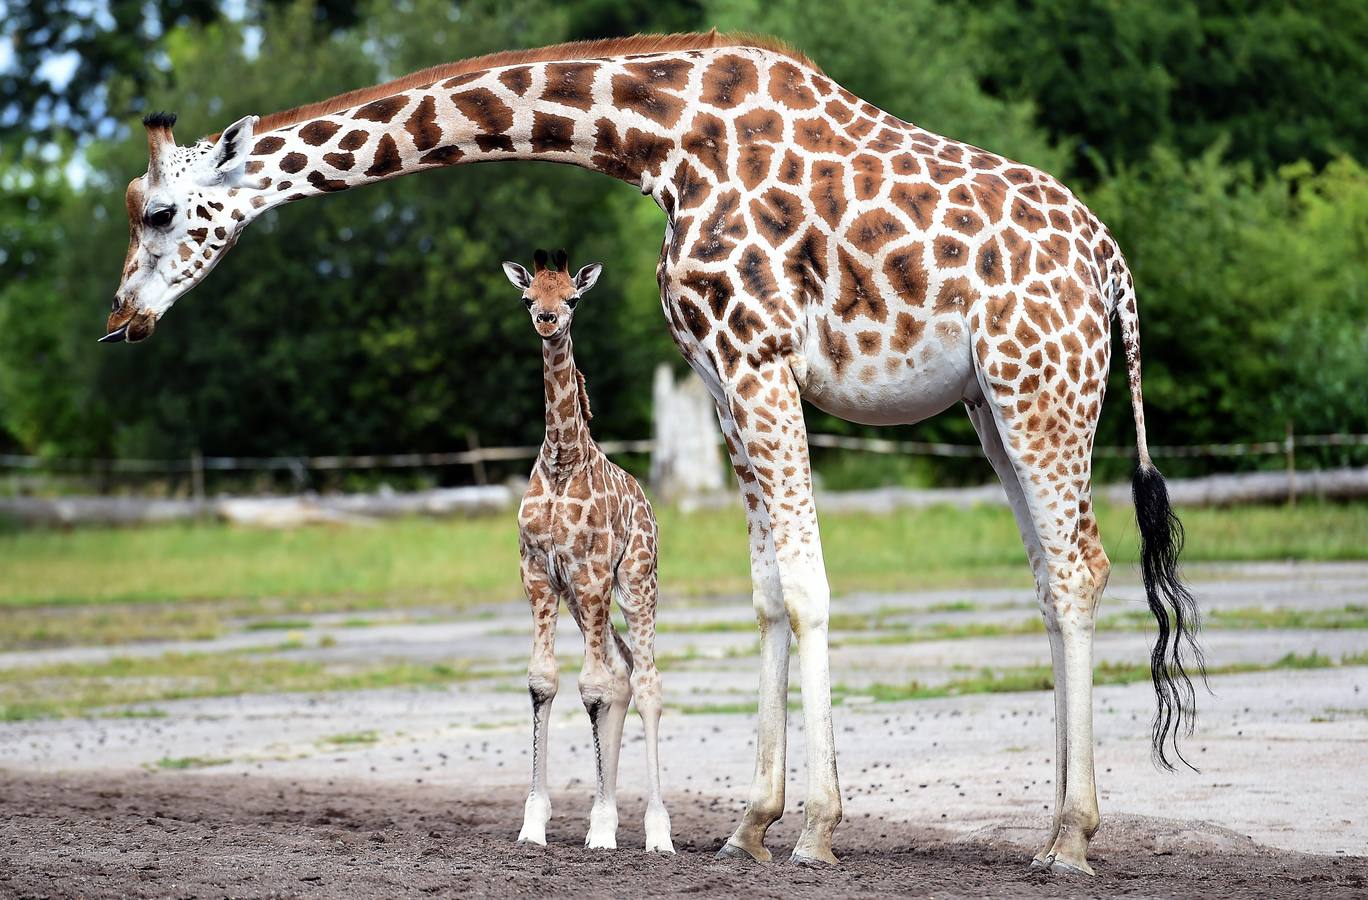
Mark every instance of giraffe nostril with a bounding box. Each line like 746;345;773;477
111;296;121;311
536;312;556;324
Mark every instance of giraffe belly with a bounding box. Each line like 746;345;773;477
799;318;977;426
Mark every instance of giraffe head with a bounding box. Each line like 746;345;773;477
103;112;266;343
502;249;602;340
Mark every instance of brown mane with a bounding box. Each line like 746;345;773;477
214;31;817;140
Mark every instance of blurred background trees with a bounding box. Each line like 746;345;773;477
1;0;1364;486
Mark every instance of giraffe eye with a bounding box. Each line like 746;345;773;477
567;295;579;310
522;296;533;310
144;206;175;228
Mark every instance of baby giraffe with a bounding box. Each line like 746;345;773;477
503;249;673;854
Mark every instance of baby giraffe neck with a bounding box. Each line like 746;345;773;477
540;333;591;479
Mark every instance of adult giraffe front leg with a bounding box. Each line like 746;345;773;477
723;359;841;865
713;406;790;863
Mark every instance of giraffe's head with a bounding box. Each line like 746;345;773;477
502;249;602;340
103;112;266;343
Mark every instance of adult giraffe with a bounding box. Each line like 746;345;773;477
103;32;1203;874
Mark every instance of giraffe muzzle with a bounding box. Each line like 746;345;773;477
100;309;158;344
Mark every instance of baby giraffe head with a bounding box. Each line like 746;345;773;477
502;249;602;340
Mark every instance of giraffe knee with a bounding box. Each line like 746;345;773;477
580;669;630;708
1047;559;1108;621
528;663;559;706
781;568;831;636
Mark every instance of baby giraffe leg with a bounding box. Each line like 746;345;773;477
518;560;560;846
615;529;673;852
575;574;632;850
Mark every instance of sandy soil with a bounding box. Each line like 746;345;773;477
3;563;1367;897
3;771;1366;899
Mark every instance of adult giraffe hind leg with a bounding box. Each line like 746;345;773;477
976;364;1110;876
713;406;790;863
967;402;1066;869
723;361;840;866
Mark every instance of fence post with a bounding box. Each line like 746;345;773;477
1285;421;1297;506
651;363;724;502
467;431;488;486
190;448;206;518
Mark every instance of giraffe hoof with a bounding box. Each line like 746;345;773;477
1047;856;1095;877
789;850;839;867
716;841;769;863
1029;853;1053;871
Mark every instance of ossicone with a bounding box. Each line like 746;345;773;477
142;111;178;130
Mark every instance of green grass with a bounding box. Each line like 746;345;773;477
5;502;1367;608
156;755;231;770
243;619;313;631
672;650;1368;716
0;651;498;721
321;730;380;746
1;501;1365;649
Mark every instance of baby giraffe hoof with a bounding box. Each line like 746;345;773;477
1029;853;1053;871
716;840;770;863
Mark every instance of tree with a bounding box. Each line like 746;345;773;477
0;0;365;147
975;0;1368;178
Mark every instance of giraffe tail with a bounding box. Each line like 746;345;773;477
1112;261;1207;772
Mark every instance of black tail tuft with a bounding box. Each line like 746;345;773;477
1132;464;1207;770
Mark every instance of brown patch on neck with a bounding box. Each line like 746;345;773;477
208;32;819;141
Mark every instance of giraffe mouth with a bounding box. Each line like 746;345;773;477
535;319;565;339
100;310;158;344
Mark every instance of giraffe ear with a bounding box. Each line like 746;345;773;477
205;114;259;181
502;261;533;291
573;263;602;295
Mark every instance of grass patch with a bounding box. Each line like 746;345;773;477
836;650;1360;704
322;730;380;746
675;649;1368;715
4;502;1366;611
100;707;168;719
156;756;231;770
243;619;313;631
1206;605;1368;630
0;651;497;721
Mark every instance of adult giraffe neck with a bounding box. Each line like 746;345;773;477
241;51;706;212
539;332;592;481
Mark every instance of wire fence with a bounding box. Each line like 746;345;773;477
2;432;1365;476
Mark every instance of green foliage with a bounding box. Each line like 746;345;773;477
1086;149;1368;469
0;0;364;145
976;0;1368;177
0;0;1365;483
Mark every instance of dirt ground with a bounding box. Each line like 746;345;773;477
2;771;1365;900
4;563;1367;898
